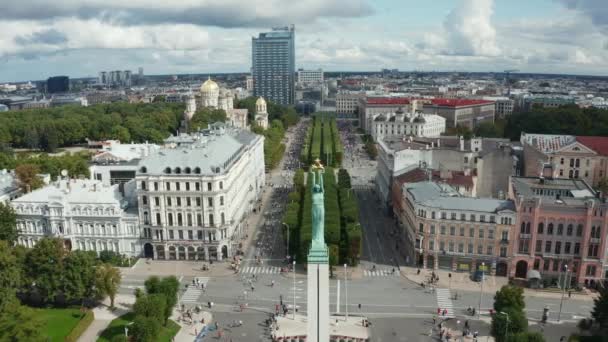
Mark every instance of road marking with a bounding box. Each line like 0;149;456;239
436;288;455;318
363;269;399;277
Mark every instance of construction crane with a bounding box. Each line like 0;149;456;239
504;69;519;96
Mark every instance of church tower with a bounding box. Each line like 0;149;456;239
255;96;269;129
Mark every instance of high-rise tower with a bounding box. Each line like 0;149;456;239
252;25;295;106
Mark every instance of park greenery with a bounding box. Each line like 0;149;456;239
568;285;608;341
97;276;180;342
0;205;124;341
301;114;343;168
283;168;361;268
361;134;378;159
491;285;545;342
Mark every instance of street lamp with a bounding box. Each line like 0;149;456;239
478;262;485;319
558;264;569;322
293;260;296;320
344;264;349;321
499;311;509;341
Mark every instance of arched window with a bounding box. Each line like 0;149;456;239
168;213;173;226
175;167;181;174
177;213;183;226
526;222;531;234
165;167;172;174
557;224;564;235
194;167;201;174
140;166;147;173
548;223;554;235
576;224;583;236
537;223;544;234
520;222;526;234
185;167;191;174
567;224;573;236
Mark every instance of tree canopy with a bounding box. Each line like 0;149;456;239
0;203;17;244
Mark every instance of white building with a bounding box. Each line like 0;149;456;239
483;96;514;118
13;179;141;256
371;108;446;141
254;97;269;129
135;123;265;261
336;91;364;116
197;78;248;130
297;69;324;85
90;140;160;186
0;169;21;204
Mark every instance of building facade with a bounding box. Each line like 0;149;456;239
297;68;323;85
0;169;21;204
336;91;364;117
422;99;495;128
371;108;446;141
13;179;141;256
46;76;69;93
136;125;265;261
509;176;607;286
397;181;516;276
252;26;295;106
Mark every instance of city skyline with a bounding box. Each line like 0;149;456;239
0;0;607;82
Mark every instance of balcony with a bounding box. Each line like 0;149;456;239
519;234;531;239
590;238;601;244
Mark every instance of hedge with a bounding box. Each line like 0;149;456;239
65;310;95;342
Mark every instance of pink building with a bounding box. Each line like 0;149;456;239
509;176;606;287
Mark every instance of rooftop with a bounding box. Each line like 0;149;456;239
380;136;510;155
406;181;515;213
365;97;410;105
12;179;124;205
427;98;494;107
139;126;260;175
510;176;597;206
395;168;475;188
92;141;160;163
576;136;608;156
0;170;19;196
520;133;575;153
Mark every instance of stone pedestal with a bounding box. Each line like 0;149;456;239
307;246;329;342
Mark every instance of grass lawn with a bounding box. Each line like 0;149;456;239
97;312;180;342
35;307;85;342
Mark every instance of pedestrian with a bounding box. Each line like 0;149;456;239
437;307;441;315
433;316;436;325
464;320;469;329
568;290;572;298
358;303;362;310
443;308;448;317
417;268;421;275
251;285;255;292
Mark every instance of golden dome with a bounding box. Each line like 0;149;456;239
256;97;267;106
200;77;219;93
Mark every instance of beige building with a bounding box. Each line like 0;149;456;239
336;91;364;117
395;181;516;276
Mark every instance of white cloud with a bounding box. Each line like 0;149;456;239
442;0;500;56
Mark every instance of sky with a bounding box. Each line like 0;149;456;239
0;0;607;82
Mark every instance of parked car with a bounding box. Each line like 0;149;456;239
472;270;486;282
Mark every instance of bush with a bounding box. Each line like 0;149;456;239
64;310;95;342
130;316;161;342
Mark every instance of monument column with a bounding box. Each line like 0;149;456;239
307;161;330;342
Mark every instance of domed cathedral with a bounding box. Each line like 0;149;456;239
193;76;248;130
254;97;269;129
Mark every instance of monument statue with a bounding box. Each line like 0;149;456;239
311;160;325;247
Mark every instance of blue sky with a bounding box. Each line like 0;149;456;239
0;0;606;82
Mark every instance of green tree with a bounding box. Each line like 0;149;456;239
130;315;161;342
0;303;45;342
62;250;97;302
494;285;526;312
0;241;20;313
0;203;17;244
110;126;131;143
133;293;166;325
492;285;529;342
96;263;122;309
14;164;43;193
508;331;545;342
25;238;65;303
592;285;608;329
144;276;179;324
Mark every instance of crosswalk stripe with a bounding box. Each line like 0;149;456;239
363;269;399;277
436;288;455;318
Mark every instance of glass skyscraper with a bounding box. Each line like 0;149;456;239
252;25;295;106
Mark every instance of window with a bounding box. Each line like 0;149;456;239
197;214;202;225
441;226;446;235
209;214;214;226
565;242;571;254
177;213;183;226
449;242;454;252
477;244;483;255
141;181;146;190
519;240;529;253
559;169;563;176
207;183;212;191
167;197;172;206
536;240;542;252
501;231;508;241
142;196;148;205
469;228;475;237
430;225;436;235
490;216;495;223
154;197;160;206
451;213;457;220
187;198;191;206
177;197;182;206
460;214;466;221
186;182;190;191
574;242;580;255
470;214;476;222
488;229;494;239
208;198;213;207
575;158;580;167
555;241;561;254
441;212;446;219
196;182;201;191
569;170;573;178
458;243;464;253
220;196;224;206
178;230;183;239
567;224;573;236
450;226;455;235
168;213;173;226
154;182;159;191
553;261;559;272
487;246;493;255
166;182;171;191
187;214;192;226
468;243;474;254
479;228;484;239
480;215;486;222
196;198;201;206
560;158;564;165
188;230;193;240
545;241;552;253
220;181;223;190
520;222;526;234
169;230;174;239
576;224;583;237
144;212;149;225
586;265;597;277
156;213;161;225
543;261;549;271
419;223;424;233
429;240;435;251
176;182;181;191
500;246;507;257
570;159;574;167
547;223;554;235
588;244;599;257
440;241;445;251
460;227;465;236
557;224;563;235
431;212;436;219
198;231;203;240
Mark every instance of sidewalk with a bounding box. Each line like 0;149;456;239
77;293;135;342
171;308;212;342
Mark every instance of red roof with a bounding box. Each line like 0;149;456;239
366;97;410;105
576;136;608;156
428;98;494;107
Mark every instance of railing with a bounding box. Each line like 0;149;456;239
519;233;531;239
